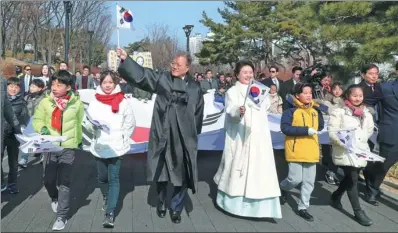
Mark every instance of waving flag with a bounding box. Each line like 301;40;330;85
116;5;133;29
248;79;269;107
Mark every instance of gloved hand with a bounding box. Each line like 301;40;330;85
308;128;318;136
40;127;51;135
13;124;22;134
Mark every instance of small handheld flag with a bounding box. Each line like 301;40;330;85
247;79;269;107
116;5;133;29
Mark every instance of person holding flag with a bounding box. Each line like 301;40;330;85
328;84;375;226
213;61;282;219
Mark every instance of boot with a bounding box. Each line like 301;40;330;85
354;210;373;226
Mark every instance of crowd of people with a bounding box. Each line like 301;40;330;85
1;50;397;231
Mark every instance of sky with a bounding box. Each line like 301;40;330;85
109;1;225;48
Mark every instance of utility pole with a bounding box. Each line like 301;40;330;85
64;1;72;63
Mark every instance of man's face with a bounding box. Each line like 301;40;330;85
171;56;189;77
226;76;232;83
197;75;203;81
270;68;278;78
293;70;302;81
59;63;68;71
83;68;89;76
95;73;100;80
362;67;379;84
219;75;225;82
25;66;32;75
205;71;212;79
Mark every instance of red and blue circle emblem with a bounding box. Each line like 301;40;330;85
250;86;260;97
123;11;133;23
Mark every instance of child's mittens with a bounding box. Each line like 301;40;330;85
308;128;318;136
40;127;50;135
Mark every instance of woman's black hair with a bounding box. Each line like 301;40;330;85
234;60;255;77
41;64;52;77
100;70;120;85
343;84;364;100
293;82;312;96
31;79;45;89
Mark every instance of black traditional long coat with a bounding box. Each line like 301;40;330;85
118;57;204;193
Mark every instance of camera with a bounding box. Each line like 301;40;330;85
301;63;329;99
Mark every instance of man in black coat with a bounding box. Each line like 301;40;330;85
360;64;398;206
280;66;303;110
261;65;284;92
117;48;204;224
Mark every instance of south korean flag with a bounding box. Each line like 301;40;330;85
247;79;269;107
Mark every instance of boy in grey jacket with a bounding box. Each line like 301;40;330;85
18;79;46;168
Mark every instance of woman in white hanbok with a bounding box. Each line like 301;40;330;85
214;61;282;218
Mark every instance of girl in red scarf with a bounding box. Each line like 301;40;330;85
85;70;135;228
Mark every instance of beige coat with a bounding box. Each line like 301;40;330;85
214;82;281;199
268;93;283;114
328;106;374;168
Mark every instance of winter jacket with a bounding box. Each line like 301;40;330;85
268;93;283;114
281;97;325;163
1;77;19;139
84;85;136;158
316;96;344;120
328;106;374;168
4;93;30;136
24;90;46;117
32;91;84;149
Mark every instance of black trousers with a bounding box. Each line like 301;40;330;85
332;166;361;212
322;144;338;173
1;135;20;185
157;181;187;212
363;143;398;197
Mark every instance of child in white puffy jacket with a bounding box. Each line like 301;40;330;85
85;70;135;228
328;84;374;227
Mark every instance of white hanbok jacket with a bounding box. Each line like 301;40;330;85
214;81;281;199
85;85;136;158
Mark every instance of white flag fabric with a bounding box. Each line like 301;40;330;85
22;89;379;154
116;5;133;29
247;80;269;107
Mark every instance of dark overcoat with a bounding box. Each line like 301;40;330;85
118;57;204;193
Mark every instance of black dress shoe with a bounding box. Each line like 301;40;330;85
354;210;373;226
170;210;181;224
298;209;314;222
156;202;167;218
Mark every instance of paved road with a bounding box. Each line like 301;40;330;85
1;150;397;232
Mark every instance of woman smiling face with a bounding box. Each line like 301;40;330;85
237;65;254;85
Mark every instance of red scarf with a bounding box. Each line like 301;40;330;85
344;100;364;118
51;92;72;132
95;92;125;113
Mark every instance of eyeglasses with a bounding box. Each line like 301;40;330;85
270;70;276;73
170;62;185;68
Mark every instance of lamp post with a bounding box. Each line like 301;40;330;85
64;1;72;62
183;25;194;53
88;30;94;66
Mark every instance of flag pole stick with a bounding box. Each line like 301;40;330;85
117;27;120;48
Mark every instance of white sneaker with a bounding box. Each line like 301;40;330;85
51;201;58;213
52;217;67;231
18;158;28;168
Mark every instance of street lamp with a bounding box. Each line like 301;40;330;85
88;30;94;66
64;1;72;62
183;25;194;53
